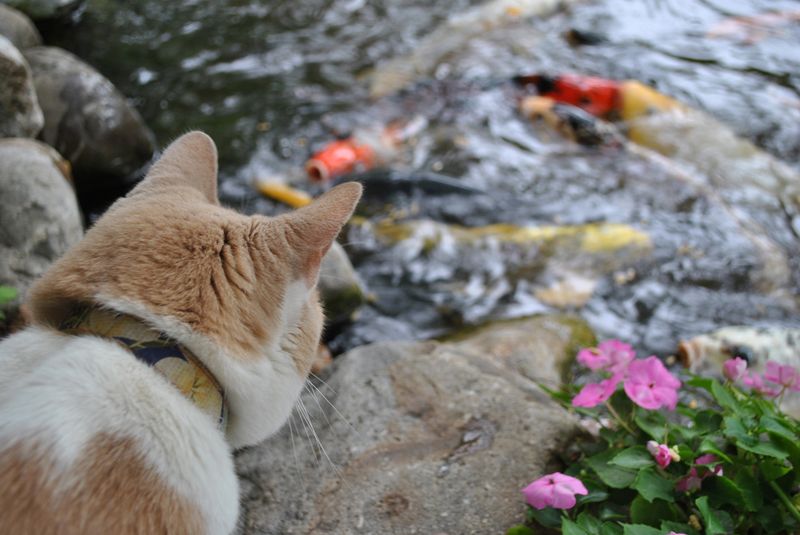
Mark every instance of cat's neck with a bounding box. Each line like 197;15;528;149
95;295;305;449
59;305;228;433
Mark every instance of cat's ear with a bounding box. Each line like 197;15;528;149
129;131;219;204
284;182;362;252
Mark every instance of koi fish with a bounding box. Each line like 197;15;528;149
369;0;576;98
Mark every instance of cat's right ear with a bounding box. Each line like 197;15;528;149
128;131;220;204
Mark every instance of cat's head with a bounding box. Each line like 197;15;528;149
28;132;362;447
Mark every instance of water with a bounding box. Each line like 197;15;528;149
48;0;800;356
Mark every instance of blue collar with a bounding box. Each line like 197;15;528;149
60;305;228;433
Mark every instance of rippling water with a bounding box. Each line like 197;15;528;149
50;0;800;355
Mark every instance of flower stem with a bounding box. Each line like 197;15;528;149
604;401;637;436
767;479;800;524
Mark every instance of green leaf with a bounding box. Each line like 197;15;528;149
620;523;662;535
505;526;535;535
528;506;561;529
660;521;700;535
703;475;746;509
734;467;763;511
694;410;723;435
631;467;674;503
562;518;590;535
576;512;603;535
760;459;792;481
695;496;726;535
610;446;655;469
0;286;17;304
761;417;797;442
586;449;637;489
675;444;695;465
630;496;678;526
577;488;610;506
686;376;714;391
738;440;789;460
599;523;623;535
768;433;800;483
711;380;740;411
633;410;666;441
723;415;750;442
697;438;733;463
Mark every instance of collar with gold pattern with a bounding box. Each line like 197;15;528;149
60;305;228;433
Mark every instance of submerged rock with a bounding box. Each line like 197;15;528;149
0;4;42;49
23;46;155;190
319;242;366;325
0;138;82;306
236;315;591;534
0;35;42;138
0;0;83;20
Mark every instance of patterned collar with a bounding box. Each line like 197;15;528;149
60;305;228;433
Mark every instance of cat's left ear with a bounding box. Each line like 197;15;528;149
129;131;219;204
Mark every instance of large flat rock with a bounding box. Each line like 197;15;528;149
236;315;592;534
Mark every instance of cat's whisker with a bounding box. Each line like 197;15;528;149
304;378;360;438
295;403;321;465
297;398;342;480
286;414;306;486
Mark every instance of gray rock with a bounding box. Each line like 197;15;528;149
24;46;155;182
236;315;593;534
319;242;366;324
0;0;83;20
0;35;43;138
0;138;82;306
0;4;41;49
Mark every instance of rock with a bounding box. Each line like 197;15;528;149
236;315;593;534
23;46;155;194
0;4;41;49
319;242;366;324
0;138;82;311
0;0;83;20
0;35;43;138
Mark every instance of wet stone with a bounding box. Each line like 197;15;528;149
0;138;82;308
0;35;42;138
0;4;41;49
0;0;84;20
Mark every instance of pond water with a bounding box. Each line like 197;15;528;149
49;0;800;356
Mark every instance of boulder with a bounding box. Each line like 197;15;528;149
0;0;83;20
319;242;366;324
0;138;82;311
0;4;41;49
0;35;43;138
23;46;155;189
236;315;593;534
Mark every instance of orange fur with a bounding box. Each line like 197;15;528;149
0;436;204;535
27;132;362;365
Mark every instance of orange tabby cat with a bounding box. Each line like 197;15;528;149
0;132;362;534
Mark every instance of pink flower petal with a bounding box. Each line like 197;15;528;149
723;357;747;382
624;356;681;410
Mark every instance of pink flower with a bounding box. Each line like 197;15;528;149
572;374;622;408
521;472;588;510
742;371;781;397
577;340;635;373
647;440;673;468
764;361;800;392
623;356;682;410
668;532;688;535
722;357;747;382
676;454;723;492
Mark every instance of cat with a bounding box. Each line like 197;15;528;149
0;131;362;534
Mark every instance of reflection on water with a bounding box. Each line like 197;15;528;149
50;0;800;355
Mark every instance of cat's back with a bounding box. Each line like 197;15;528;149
0;327;239;535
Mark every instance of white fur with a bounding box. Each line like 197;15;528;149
99;286;308;448
0;327;239;535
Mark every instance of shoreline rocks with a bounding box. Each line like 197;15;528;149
0;138;82;310
0;0;84;21
0;4;41;49
0;34;43;138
